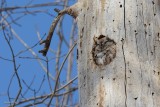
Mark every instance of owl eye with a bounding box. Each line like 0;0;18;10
98;35;105;39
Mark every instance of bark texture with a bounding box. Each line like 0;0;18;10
77;0;160;107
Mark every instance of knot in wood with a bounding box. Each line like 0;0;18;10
92;35;116;66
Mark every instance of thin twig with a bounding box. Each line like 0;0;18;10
0;2;63;12
56;76;78;92
8;86;78;107
47;42;77;106
0;56;12;62
2;25;22;107
46;57;53;91
22;75;36;96
3;19;55;80
63;19;76;106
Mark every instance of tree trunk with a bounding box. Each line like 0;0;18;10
77;0;160;107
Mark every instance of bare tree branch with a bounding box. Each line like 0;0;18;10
39;3;79;56
2;25;22;107
2;19;55;80
47;42;77;106
1;1;79;106
0;2;63;12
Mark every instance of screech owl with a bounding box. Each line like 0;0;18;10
92;35;116;66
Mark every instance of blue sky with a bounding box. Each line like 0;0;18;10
0;0;78;106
